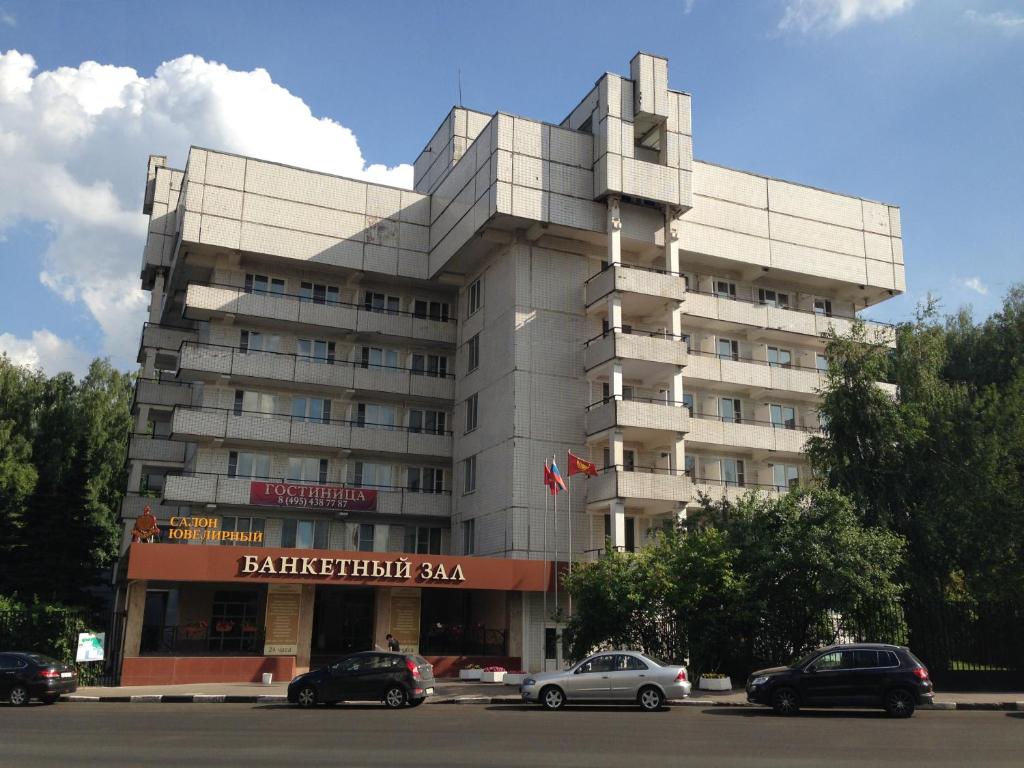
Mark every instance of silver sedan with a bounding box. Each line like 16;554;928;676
520;650;692;711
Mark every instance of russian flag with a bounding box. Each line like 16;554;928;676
549;459;568;493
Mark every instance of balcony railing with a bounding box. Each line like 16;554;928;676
171;405;453;457
161;472;452;519
184;282;457;345
684;285;894;328
177;341;456;400
583;327;688;371
585;262;687;307
127;433;187;464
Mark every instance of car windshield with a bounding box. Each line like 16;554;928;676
792;650;823;668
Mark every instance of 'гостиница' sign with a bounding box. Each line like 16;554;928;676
239;554;466;583
248;481;377;511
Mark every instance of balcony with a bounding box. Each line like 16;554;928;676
586;467;691;512
585;263;687;313
584;329;688;373
171;405;452;458
121;492;190;522
177;342;456;401
585;397;690;438
184;283;457;346
683;291;895;346
127;434;187;464
161;473;451;519
133;376;194;411
138;323;197;366
684;348;824;397
684;414;813;456
688;478;784;506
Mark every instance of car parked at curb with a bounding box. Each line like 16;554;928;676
287;651;434;708
520;650;691;711
745;643;933;718
1;652;78;705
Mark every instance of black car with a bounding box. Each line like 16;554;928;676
1;652;78;705
287;651;435;708
746;643;933;718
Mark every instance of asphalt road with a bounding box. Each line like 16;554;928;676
1;703;1021;767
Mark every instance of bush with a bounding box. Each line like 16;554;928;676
0;595;107;685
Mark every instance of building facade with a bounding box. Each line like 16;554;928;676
116;52;904;684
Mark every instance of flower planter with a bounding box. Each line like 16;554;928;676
698;676;732;691
503;673;527;686
459;669;483;681
480;670;505;683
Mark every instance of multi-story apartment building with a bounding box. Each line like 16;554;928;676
115;52;903;685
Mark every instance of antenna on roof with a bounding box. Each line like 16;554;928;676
458;66;463;107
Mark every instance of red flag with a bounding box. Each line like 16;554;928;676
567;451;598;478
543;463;559;495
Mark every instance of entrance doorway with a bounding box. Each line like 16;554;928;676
311;586;375;661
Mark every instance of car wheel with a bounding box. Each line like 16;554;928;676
295;685;318;708
540;685;565;711
638;686;664;711
9;685;30;706
884;688;915;718
771;687;800;716
384;686;407;709
406;698;425;708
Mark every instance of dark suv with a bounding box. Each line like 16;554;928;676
746;644;933;717
288;651;435;708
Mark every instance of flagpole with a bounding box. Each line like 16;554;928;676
543;461;548;632
553;454;559;618
567;458;573;618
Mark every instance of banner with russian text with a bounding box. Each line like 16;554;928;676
249;481;378;511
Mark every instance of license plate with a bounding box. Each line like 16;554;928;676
60;672;73;678
425;687;434;695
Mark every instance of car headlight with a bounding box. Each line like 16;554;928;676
522;678;536;687
751;676;769;686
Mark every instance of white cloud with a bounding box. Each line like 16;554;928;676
0;8;15;28
965;9;1024;35
0;50;413;368
0;329;93;377
778;0;914;35
961;277;989;296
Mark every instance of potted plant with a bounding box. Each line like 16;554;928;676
698;672;732;691
503;670;527;686
480;665;506;683
459;664;483;681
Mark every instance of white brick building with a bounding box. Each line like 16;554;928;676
116;52;903;684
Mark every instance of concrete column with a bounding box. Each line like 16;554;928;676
610;361;624;400
665;208;679;274
142;349;157;379
127;461;143;496
294;584;316;674
122;580;148;658
607;196;622;266
607;293;622;332
755;402;772;425
135;404;151;434
610;500;626;550
150;273;165;323
507;591;524;660
373;587;391;651
672;367;685;406
608;429;624;468
671;433;686;477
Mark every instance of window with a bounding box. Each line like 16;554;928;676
601;319;633;336
601;382;634;402
465;393;478;432
602;448;636;471
287;457;328;484
684;455;695;478
467;334;480;373
462;518;475;554
228;451;271;479
209;591;260;652
357;523;375;552
682;393;694;415
407;467;445;494
354;462;392;489
413;299;450;322
239;330;280;353
361;346;399;369
404;525;442;555
292;396;331;424
813;298;833;317
618;655;649;671
355;403;397;430
767;346;792;368
364;291;400;315
815;353;829;372
298;338;335;364
143;472;165;494
757;288;790;308
233;390;278;417
409;409;446;435
681;333;691;353
722;458;745;487
770;404;797;430
717;338;739;361
281;519;329;549
811;651;845;671
773;464;800;490
411;353;448;377
244;273;285;296
464;455;477;493
719;397;742;424
467;278;482;316
715;280;737;299
603;514;636;552
299;281;340;305
220;516;266;547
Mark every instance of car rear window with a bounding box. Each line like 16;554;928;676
905;650;926;668
27;654;60;666
644;655;670;667
412;655;430;667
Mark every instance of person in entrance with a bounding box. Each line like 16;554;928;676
386;634;401;652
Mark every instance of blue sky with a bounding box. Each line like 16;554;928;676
0;0;1021;375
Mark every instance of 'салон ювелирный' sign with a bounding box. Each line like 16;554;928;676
249;481;377;511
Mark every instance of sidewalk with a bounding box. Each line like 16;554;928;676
67;680;1024;710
